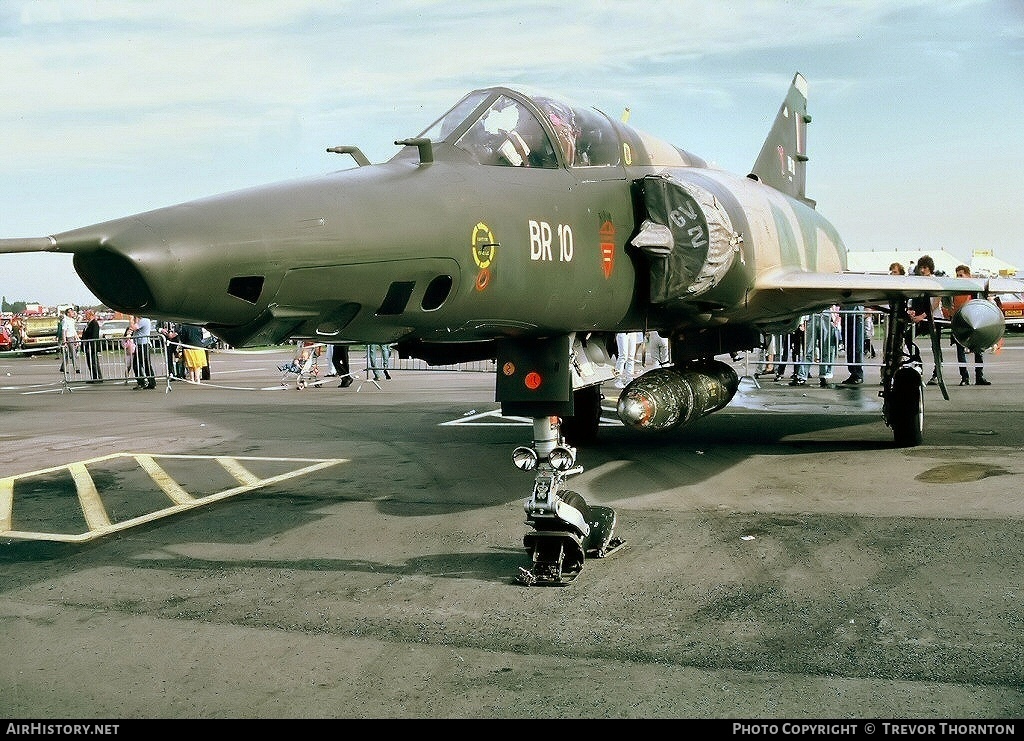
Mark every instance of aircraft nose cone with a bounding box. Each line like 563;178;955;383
951;298;1005;352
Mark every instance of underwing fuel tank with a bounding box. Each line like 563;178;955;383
615;361;740;432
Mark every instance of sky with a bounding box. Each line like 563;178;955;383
1;0;1022;307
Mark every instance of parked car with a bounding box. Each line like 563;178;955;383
98;319;132;340
996;293;1024;331
21;316;60;354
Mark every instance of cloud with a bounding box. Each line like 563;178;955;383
1;0;928;174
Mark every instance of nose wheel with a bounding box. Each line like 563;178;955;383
519;530;581;586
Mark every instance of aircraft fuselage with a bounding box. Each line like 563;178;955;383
61;149;842;357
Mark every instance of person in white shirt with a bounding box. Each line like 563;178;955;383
57;307;80;375
130;315;157;390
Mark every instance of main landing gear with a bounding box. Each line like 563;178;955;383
880;294;1006;447
513;416;624;586
880;297;927;448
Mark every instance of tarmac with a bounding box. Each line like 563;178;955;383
0;340;1022;719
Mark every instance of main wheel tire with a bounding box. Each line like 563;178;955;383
889;366;924;447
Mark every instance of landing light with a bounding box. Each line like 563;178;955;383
548;445;576;472
512;446;539;471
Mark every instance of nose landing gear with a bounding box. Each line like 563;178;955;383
513;416;625;586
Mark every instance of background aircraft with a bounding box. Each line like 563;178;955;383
2;73;1020;584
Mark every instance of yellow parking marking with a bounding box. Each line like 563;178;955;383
69;462;111;530
136;454;196;506
0;453;346;544
216;457;262;487
0;476;13;532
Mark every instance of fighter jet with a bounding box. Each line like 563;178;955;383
3;73;1019;584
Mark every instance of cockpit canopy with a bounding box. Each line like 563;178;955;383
417;86;706;170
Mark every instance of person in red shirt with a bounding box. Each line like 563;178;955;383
951;265;991;386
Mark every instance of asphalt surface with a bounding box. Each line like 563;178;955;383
1;341;1023;719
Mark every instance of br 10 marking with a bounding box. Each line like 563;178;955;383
529;220;574;262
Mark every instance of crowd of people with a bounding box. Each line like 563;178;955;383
7;307;394;391
751;255;995;388
45;310;215;389
751;305;872;389
276;342;392;389
0;314;30;351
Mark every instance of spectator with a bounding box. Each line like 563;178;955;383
907;255;941;386
57;307;80;375
788;316;810;385
177;324;207;383
131;315;157;390
122;320;136;383
754;333;776;379
951;264;991;386
158;322;185;379
366;343;392;381
840;305;865;385
811;306;841;388
11;316;27;350
331;343;353;388
646;330;670;368
774;329;802;383
863;311;877;359
81;309;103;383
613;331;638;388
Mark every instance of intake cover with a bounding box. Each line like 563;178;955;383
632;174;740;304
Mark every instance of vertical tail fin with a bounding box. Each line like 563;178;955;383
750;73;814;207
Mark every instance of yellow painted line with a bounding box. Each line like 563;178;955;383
70;462;110;530
136;454;195;506
216;457;262;487
0;476;13;533
0;454;347;543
